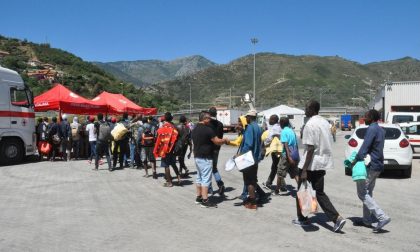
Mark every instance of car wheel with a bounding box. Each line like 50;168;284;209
402;165;412;178
345;168;352;176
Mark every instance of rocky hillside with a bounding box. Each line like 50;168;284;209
93;55;216;87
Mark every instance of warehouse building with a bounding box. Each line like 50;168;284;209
371;81;420;121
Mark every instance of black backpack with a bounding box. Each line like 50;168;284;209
98;121;112;142
141;126;155;147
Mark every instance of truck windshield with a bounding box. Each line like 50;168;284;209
10;87;31;107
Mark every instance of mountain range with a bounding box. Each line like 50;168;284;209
112;53;420;109
93;55;216;87
2;34;420;112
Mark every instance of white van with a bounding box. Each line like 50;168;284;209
386;111;420;124
399;122;420;154
0;66;36;165
386;112;420;154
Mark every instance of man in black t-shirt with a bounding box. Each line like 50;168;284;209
208;107;226;196
192;111;227;208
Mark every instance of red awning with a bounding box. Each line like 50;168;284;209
92;91;144;114
34;84;108;114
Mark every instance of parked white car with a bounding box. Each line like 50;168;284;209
344;124;413;178
398;122;420;154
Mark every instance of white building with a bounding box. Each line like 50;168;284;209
371;81;420;120
259;104;305;131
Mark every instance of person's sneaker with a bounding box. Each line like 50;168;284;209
195;196;203;205
201;199;217;208
152;172;158;179
280;187;288;192
262;182;272;190
354;219;373;228
334;216;346;232
271;190;280;196
292;219;310;227
218;185;226;197
373;216;391;232
208;187;214;195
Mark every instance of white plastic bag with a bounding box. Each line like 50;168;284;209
224;157;236;172
234;151;255;171
297;182;318;217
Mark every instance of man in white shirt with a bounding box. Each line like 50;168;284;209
292;100;346;233
85;116;97;164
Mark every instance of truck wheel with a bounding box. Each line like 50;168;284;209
0;138;24;165
402;165;412;178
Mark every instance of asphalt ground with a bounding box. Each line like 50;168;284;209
0;131;419;251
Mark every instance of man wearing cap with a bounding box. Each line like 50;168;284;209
238;109;262;210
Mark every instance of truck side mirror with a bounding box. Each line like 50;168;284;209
344;135;351;139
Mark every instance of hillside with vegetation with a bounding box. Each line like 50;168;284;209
149;53;420;109
0;35;180;112
2;35;419;113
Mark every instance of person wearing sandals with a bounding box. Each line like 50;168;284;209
192;111;228;208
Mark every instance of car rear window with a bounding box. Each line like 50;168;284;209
355;127;401;140
392;115;413;123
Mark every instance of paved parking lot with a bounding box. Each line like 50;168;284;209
1;131;419;251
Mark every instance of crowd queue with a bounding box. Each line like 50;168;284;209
35;100;390;233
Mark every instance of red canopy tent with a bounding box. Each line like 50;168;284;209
92;91;145;115
34;84;108;115
142;107;158;115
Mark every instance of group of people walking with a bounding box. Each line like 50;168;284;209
191;100;390;233
35;100;391;233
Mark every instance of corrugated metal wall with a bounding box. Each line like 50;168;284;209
384;81;420;116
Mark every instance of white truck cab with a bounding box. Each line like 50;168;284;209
0;66;36;165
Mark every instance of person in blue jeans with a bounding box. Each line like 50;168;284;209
191;111;227;208
85;116;97;164
351;109;391;232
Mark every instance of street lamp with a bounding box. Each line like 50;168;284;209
251;37;258;107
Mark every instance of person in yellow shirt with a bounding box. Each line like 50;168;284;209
226;115;269;204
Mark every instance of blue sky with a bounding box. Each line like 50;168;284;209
1;0;419;64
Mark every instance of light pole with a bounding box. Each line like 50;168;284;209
251;38;258;107
120;82;124;95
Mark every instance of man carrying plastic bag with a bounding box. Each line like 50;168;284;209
293;100;346;233
297;181;318;217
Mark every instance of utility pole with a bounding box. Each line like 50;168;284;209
229;87;232;109
120;82;124;95
189;83;192;118
292;88;295;106
251;38;258;107
352;84;355;107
